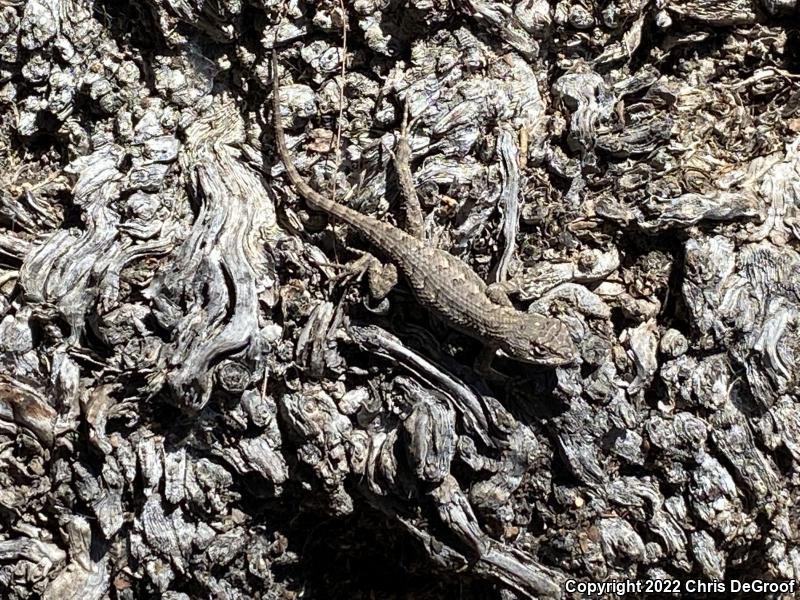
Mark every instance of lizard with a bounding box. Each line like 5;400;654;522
271;52;578;368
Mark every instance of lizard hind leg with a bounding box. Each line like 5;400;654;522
366;256;398;300
392;100;425;240
322;251;397;300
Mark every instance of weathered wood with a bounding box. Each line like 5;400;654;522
0;1;799;598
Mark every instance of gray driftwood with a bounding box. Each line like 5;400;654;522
1;1;799;598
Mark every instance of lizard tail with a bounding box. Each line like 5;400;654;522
272;51;346;218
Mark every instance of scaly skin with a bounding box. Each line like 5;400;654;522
272;52;577;367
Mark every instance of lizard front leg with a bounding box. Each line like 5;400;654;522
474;341;500;375
485;281;515;307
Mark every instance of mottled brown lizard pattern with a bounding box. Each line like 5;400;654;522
272;52;578;367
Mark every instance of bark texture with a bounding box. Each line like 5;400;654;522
1;1;799;598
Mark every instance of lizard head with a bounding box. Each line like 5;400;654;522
497;312;578;366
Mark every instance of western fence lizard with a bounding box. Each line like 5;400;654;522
272;53;577;368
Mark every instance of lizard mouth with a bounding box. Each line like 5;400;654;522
495;348;514;361
494;347;578;366
494;347;549;365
